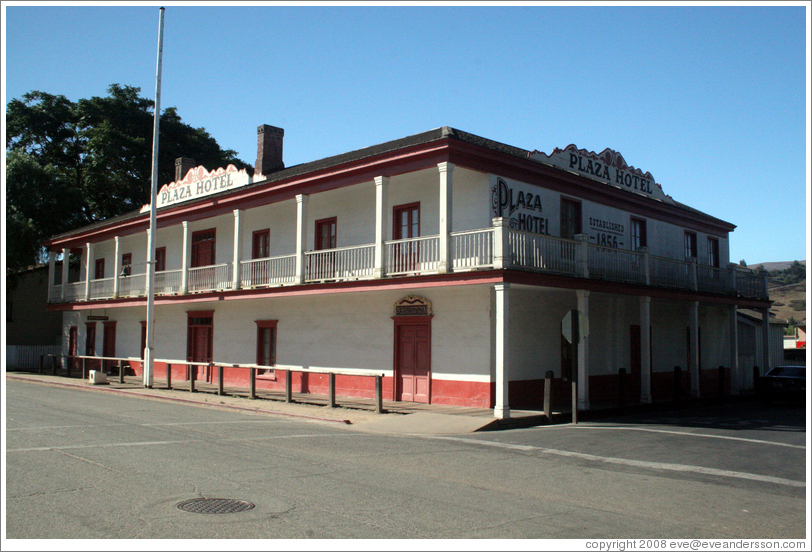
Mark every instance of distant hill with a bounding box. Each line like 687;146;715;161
747;260;806;271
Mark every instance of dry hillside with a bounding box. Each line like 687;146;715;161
768;280;806;324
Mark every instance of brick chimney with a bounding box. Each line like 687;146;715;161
255;125;284;177
175;157;196;182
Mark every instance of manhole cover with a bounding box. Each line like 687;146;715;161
176;498;256;514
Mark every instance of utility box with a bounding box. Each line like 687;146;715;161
89;370;108;385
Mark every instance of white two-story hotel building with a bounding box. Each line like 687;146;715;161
44;125;771;417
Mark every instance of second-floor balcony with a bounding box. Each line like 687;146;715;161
48;223;769;304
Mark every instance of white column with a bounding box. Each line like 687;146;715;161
760;307;771;373
494;283;510;419
61;248;70;301
180;221;190;294
576;234;590;277
492;217;510;269
295;194;309;285
640;296;652;403
113;236;121;298
373;176;389;279
689;301;700;397
729;305;740;395
577;289;590;410
232;209;243;290
437;162;454;274
84;242;94;301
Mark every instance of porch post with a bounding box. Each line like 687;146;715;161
113;236;121;298
492;217;510;269
180;221;190;294
84;242;94;301
295;194;309;285
232;209;242;290
640;296;652;403
494;283;510;419
729;305;740;394
437;162;454;274
576;234;590;278
577;289;590;410
374;176;389;279
61;248;70;301
48;250;56;294
760;307;771;373
689;301;700;397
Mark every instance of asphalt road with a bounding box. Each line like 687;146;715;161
4;377;808;542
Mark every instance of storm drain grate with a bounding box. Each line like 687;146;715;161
176;498;256;514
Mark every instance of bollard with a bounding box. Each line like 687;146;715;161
618;368;627;412
217;364;224;396
543;370;553;420
82;358;87;380
166;363;172;389
673;366;682;403
249;368;256;399
375;375;383;414
285;370;292;403
329;373;336;408
118;360;124;384
718;365;726;398
571;380;578;424
190;365;196;393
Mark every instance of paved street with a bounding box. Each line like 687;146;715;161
4;376;808;542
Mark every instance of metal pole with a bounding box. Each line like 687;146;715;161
144;6;165;389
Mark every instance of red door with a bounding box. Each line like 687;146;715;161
102;322;116;372
69;326;79;372
396;322;431;403
187;313;213;382
392;203;420;273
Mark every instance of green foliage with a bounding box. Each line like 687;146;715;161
6;84;252;271
768;260;807;285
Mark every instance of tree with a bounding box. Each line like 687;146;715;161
6;84;252;271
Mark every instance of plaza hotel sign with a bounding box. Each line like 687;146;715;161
153;164;253;209
529;145;674;205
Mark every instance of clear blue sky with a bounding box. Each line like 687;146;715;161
3;2;810;266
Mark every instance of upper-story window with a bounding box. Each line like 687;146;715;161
393;203;420;240
630;218;647;251
707;237;720;268
95;258;105;280
684;231;697;260
192;229;216;267
315;218;337;250
155;247;166;272
122;252;132;276
253;229;270;259
560;198;582;239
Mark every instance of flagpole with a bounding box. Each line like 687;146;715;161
144;7;165;388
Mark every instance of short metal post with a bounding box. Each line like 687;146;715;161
166;363;172;389
190;365;196;393
119;360;124;384
618;368;627;412
285;369;292;402
82;357;87;380
249;368;256;399
543;370;553;420
375;375;383;414
329;373;336;408
217;364;223;396
571;380;578;424
673;366;682;403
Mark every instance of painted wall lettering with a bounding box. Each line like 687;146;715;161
491;177;550;235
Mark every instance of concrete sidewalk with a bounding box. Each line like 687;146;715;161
5;370;552;435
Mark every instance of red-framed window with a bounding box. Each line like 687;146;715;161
255;320;278;377
94;258;105;280
315;217;337;250
707;237;720;268
85;322;96;356
122;252;132;276
393;203;420;240
560;198;582;239
253;229;270;259
155;247;166;272
630;217;647;251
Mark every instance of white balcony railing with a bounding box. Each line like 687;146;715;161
649;255;691;289
385;235;440;276
154;269;183;295
305;244;375;282
188;263;233;292
451;229;494;271
118;273;147;298
63;281;85;302
88;277;115;300
588;245;646;284
240;255;296;287
508;230;580;275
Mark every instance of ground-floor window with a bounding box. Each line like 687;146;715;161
255;320;277;377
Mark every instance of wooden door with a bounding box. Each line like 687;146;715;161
392;203;420;273
187;313;213;382
102;322;116;372
396;323;431;403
